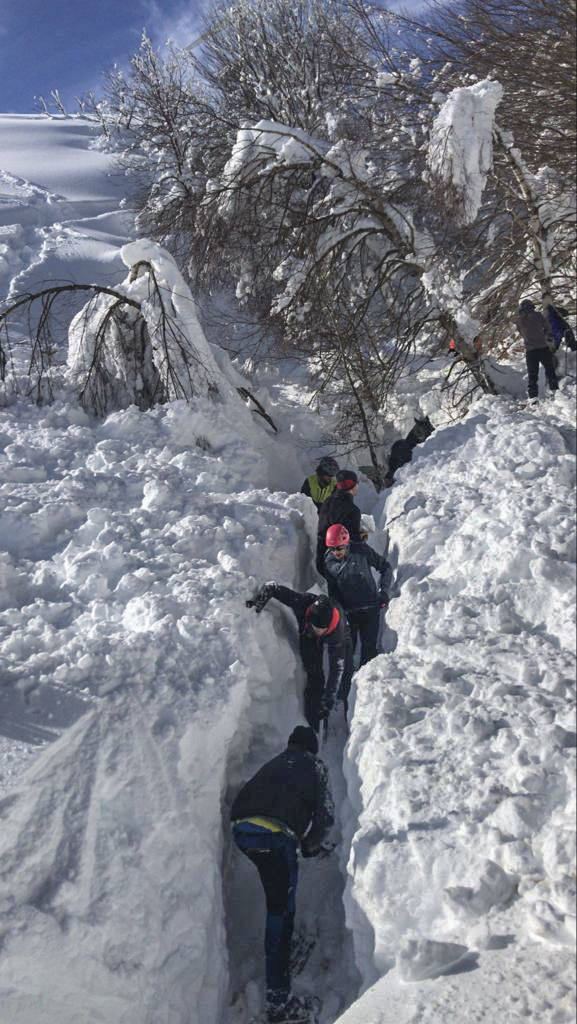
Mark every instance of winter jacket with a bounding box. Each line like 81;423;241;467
516;302;555;352
230;743;335;850
271;585;352;710
547;305;576;351
317;491;363;567
387;417;434;481
301;474;336;510
324;542;392;612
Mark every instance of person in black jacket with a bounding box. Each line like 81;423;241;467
316;469;366;576
323;524;392;666
247;585;353;732
231;726;334;1023
383;416;434;488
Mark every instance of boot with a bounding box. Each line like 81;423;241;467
267;993;317;1023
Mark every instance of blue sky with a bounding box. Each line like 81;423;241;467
0;0;206;113
0;0;429;115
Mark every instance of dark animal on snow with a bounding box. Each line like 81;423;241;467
385;416;434;485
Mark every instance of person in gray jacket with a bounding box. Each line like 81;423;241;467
516;299;559;401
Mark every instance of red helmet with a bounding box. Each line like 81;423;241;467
326;524;350;548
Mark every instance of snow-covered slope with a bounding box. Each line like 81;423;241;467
0;114;132;314
0;115;575;1024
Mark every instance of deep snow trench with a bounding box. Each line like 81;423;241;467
221;513;364;1024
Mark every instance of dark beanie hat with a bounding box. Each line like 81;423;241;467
288;725;319;755
308;596;333;629
316;456;339;477
336;469;358;491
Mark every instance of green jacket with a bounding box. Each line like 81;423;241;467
301;473;336;510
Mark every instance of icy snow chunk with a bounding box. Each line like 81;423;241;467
141;479;172;510
488;796;542;839
445;860;518;918
397;937;471;981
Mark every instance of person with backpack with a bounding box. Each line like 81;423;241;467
516;299;559;402
300;457;339;511
246;586;353;732
316;469;366;576
323;524;393;667
231;725;334;1024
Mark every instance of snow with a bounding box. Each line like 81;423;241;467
1;115;576;1024
341;393;576;1018
0;114;133;316
427;79;504;223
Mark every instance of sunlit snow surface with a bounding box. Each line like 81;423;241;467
0;115;575;1024
340;394;576;1021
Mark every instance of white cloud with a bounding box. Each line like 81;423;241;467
140;0;208;51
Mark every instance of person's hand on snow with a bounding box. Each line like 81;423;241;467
246;581;278;613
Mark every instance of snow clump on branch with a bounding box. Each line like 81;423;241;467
427;78;504;224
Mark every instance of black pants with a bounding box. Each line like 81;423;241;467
233;823;299;1006
348;607;380;666
525;347;558;399
299;635;325;732
300;635;354;729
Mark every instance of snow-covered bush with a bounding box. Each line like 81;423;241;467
67;241;227;416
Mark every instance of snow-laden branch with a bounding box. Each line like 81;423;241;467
427;79;504;224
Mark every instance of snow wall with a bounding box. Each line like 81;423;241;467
0;255;320;1024
340;393;576;1022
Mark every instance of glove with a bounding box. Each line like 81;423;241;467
301;843;320;859
379;591;390;610
246;581;278;613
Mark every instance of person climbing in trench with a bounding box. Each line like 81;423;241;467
230;725;334;1024
323;524;393;669
246;586;353;733
300;456;339;511
316;469;366;576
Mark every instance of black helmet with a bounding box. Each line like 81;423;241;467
316;456;339;477
519;299;535;313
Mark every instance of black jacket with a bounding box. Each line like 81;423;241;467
324;542;392;611
317;491;363;565
230;743;334;850
271;585;353;709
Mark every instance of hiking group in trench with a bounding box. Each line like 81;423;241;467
227;297;576;1024
231;456;396;1024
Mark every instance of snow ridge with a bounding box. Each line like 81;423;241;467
341;393;576;1023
